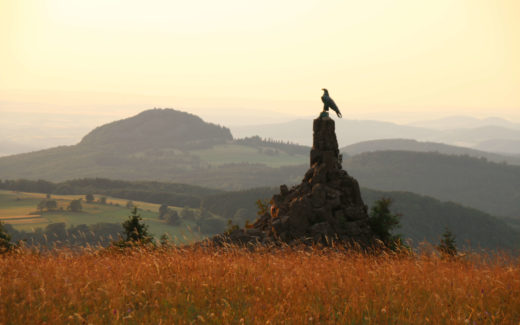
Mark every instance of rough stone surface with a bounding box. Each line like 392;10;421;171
212;116;375;247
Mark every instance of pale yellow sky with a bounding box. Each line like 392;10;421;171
1;0;520;122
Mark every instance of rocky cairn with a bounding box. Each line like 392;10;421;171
214;116;375;247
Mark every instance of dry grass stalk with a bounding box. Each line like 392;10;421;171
1;245;518;324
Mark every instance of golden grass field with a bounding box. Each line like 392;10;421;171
1;246;518;324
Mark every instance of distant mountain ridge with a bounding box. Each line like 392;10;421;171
3;113;520;157
341;139;520;165
0;140;39;157
230;118;520;154
231;119;437;147
409;115;520;130
474;139;520;155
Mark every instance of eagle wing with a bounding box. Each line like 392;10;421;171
322;95;342;117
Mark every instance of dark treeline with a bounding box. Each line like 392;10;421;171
2;222;122;248
0;178;222;208
201;187;277;225
234;136;309;155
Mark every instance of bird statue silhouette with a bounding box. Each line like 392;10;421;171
321;88;342;118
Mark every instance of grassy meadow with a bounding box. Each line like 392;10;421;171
0;246;518;324
0;190;204;242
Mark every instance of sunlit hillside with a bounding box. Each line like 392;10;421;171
0;190;209;244
0;109;308;189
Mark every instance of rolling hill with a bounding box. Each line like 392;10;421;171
361;189;520;251
408;115;520;130
0;109;308;189
200;186;520;251
79;108;233;151
343;151;520;218
474;139;520;155
231;119;437;147
341;139;520;165
432;126;520;153
231;118;520;154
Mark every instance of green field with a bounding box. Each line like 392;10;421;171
0;190;208;243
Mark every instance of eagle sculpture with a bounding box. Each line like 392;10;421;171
321;88;342;118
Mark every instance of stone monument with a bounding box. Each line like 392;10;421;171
214;115;375;247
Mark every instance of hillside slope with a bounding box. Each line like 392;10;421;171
0;109;307;189
343;151;520;218
341;139;520;165
361;189;519;250
79;108;232;151
200;186;520;251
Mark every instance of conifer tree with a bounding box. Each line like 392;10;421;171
368;198;402;249
438;227;457;257
122;207;153;244
0;222;12;254
159;233;170;247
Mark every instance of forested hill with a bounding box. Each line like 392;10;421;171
343;151;520;218
361;189;520;251
200;186;520;251
79;108;232;150
0;109;307;188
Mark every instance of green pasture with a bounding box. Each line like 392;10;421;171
0;190;206;243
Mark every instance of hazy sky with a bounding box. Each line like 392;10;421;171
1;0;520;125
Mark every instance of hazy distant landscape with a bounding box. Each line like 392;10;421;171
231;116;520;154
1;108;519;251
4;109;519;325
4;112;520;157
2;1;520;323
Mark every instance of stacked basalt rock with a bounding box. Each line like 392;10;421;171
213;116;375;247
